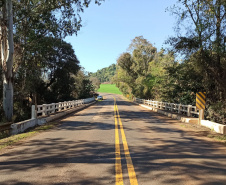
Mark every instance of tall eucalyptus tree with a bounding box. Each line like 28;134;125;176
0;0;14;121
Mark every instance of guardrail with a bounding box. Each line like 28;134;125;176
31;97;95;119
0;97;96;136
134;98;199;117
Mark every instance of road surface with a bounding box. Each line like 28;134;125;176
1;93;226;185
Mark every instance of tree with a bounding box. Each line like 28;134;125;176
129;36;157;76
44;39;80;103
90;77;101;91
167;0;226;123
0;0;105;122
116;52;136;96
115;36;175;99
79;78;94;99
0;0;14;121
168;0;226;96
90;63;116;83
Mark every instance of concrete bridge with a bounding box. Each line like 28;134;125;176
0;93;226;185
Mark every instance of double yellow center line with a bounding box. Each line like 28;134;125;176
114;98;138;185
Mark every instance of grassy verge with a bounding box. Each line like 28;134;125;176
180;122;226;144
0;122;60;151
98;84;122;95
207;134;226;142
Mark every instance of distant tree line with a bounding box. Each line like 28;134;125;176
0;0;104;123
89;64;116;83
114;0;226;124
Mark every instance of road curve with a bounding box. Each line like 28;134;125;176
0;93;226;185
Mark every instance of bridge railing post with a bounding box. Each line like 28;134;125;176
187;105;192;116
52;103;56;113
171;103;173;112
31;105;36;119
42;104;47;116
59;102;63;111
178;104;181;114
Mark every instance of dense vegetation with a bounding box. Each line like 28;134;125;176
0;0;104;123
89;64;116;83
114;0;226;124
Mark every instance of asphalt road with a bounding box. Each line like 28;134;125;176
1;93;226;185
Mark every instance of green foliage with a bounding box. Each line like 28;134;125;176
44;39;80;103
114;36;174;99
90;64;116;83
79;78;95;98
98;84;122;95
90;77;101;91
161;60;203;104
166;0;226;124
0;0;104;123
206;101;226;125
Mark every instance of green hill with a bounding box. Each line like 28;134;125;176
90;64;116;83
98;84;122;95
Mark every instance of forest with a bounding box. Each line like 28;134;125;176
113;0;226;124
89;64;116;83
0;0;104;123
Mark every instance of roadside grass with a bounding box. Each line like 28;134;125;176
207;134;226;142
98;84;122;95
178;120;226;145
0;122;59;151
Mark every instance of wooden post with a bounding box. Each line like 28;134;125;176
199;109;204;125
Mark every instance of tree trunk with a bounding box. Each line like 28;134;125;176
1;0;14;121
3;75;13;120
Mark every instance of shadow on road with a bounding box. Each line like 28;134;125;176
1;98;226;184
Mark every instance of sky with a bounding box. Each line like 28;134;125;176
65;0;178;73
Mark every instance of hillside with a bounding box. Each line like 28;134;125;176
98;84;122;95
90;64;116;83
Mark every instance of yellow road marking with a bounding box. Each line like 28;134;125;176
114;97;138;185
114;99;124;185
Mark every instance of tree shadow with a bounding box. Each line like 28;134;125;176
1;97;226;184
0;138;116;185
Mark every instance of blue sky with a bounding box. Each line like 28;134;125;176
65;0;178;73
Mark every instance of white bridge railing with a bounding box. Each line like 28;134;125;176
134;97;199;117
31;97;95;119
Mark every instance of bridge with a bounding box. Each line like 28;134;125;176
0;93;226;184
